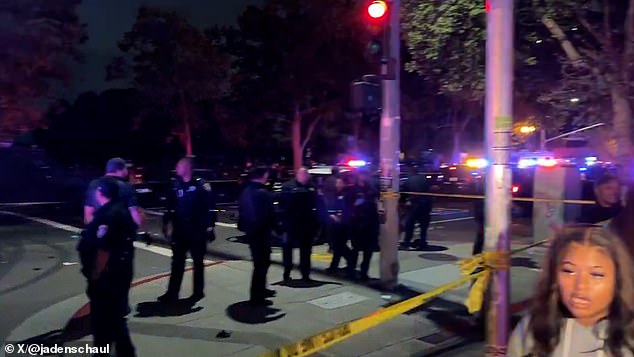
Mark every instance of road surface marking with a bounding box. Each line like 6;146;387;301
430;216;474;224
144;209;238;228
0;210;193;259
0;201;64;207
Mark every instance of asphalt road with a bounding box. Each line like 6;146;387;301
0;212;177;345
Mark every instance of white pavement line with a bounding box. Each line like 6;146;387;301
0;210;194;260
430;216;474;224
0;201;64;207
144;209;238;228
0;210;81;233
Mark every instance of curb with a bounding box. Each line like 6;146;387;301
70;261;225;319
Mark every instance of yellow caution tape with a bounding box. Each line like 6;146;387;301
400;191;595;205
261;239;553;357
310;253;333;261
380;191;400;199
259;271;485;357
458;251;511;313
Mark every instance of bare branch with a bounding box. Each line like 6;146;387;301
301;115;322;151
542;15;583;63
576;14;607;49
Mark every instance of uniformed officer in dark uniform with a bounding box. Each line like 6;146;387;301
280;167;320;281
401;166;433;250
349;170;380;281
77;176;136;356
238;167;277;305
84;157;143;227
325;176;354;276
158;157;216;302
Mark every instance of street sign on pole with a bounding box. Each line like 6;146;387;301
484;0;513;355
379;0;400;290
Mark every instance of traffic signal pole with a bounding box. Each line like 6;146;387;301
484;0;513;355
378;0;400;290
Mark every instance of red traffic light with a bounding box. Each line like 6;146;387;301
367;0;388;19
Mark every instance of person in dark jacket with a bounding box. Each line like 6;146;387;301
577;174;622;224
158;157;216;303
238;167;277;305
84;157;143;227
78;176;136;356
325;177;354;276
401;167;433;250
280;167;320;281
349;170;380;281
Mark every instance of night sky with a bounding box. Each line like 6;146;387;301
67;0;262;98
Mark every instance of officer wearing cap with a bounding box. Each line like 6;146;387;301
77;176;136;356
158;157;216;302
84;157;143;227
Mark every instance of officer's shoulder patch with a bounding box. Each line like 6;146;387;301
97;225;108;239
203;182;211;192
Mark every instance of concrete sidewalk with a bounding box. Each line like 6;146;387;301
4;209;544;356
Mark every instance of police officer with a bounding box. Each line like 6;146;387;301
84;157;143;227
77;176;136;356
401;166;433;250
349;170;380;281
280;167;320;281
325;176;354;277
158;157;216;302
238;167;277;305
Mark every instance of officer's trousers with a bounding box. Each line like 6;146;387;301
88;262;135;356
283;231;313;280
328;224;352;272
404;202;432;248
247;232;271;301
350;224;378;279
166;232;206;297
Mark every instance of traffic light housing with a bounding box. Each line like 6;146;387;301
350;75;382;113
364;1;389;58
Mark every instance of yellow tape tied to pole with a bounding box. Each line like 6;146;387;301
260;240;550;357
459;251;511;314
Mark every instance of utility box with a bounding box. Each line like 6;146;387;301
532;166;583;243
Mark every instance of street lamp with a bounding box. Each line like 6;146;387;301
519;125;536;134
570;97;580;103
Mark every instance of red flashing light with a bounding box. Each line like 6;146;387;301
485;0;490;13
368;0;388;19
512;185;519;193
449;166;457;171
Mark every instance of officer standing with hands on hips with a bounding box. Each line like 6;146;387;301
77;176;136;356
158;157;216;303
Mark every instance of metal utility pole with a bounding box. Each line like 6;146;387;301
379;0;400;290
484;0;513;355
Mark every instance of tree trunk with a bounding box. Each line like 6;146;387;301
292;105;302;171
611;84;633;182
179;89;193;156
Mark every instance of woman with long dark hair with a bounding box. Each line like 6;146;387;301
508;227;634;356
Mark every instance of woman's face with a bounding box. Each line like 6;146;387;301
557;242;616;326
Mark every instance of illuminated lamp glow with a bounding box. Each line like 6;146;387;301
368;1;388;19
466;158;489;169
512;185;520;193
538;158;557;167
347;160;367;167
518;158;537;169
449;166;457;171
579;167;587;172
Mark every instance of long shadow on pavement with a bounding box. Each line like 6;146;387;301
135;299;203;317
226;301;285;324
272;278;342;289
15;313;91;346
